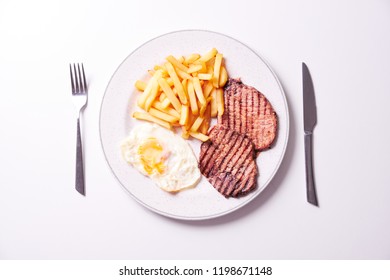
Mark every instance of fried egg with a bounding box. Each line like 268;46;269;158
121;123;201;192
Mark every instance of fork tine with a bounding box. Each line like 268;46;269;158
81;64;87;93
70;64;75;93
74;63;79;93
77;63;85;93
77;63;82;92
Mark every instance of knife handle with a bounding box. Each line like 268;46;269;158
304;133;318;206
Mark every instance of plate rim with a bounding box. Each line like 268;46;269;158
99;29;290;221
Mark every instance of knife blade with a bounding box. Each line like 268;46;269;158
302;62;318;206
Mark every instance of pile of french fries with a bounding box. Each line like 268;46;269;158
132;48;227;142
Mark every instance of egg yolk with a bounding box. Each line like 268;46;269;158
138;137;166;175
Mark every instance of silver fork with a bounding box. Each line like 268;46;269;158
70;63;88;195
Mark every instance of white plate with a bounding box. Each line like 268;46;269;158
100;30;289;220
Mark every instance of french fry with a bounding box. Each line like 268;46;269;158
199;48;218;63
159;93;166;102
213;53;223;88
133;111;172;130
161;98;171;109
177;56;185;64
149;108;179;123
185;111;196;131
165;62;187;104
190;116;204;132
179;105;189;126
187;80;199;115
181;126;190;139
176;68;193;80
210;88;218;117
199;96;212;117
153;64;168;75
189;131;209;142
144;81;160;111
193;60;207;73
207;65;214;75
198;73;212;80
206;57;215;67
137;70;162;109
158;77;182;112
166;55;188;72
200;103;211;134
181;79;189;100
216;88;224;116
166;77;174;87
202;81;214;99
192;77;206;105
135;80;146;91
187;64;203;73
219;65;228;87
184;53;201;65
152;101;180;119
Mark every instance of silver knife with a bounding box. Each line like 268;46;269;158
302;62;318;206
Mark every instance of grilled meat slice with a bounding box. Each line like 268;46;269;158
199;125;258;197
219;78;278;152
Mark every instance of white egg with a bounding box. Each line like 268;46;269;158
121;123;201;192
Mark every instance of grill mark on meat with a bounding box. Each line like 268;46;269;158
212;172;226;193
222;175;235;196
199;126;223;175
228;90;235;131
234;90;241;133
220;173;232;196
262;93;267;145
199;141;214;173
213;173;228;195
218;132;244;172
227;146;257;196
209;131;239;178
199;126;220;171
241;163;257;194
226;137;253;173
210;127;241;175
246;88;253;143
201;132;223;177
201;127;232;177
252;85;260;150
241;89;248;135
232;152;255;181
256;93;265;150
242;175;256;194
232;161;257;196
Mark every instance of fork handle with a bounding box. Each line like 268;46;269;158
75;117;85;195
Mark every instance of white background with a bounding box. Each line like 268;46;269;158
0;0;389;260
